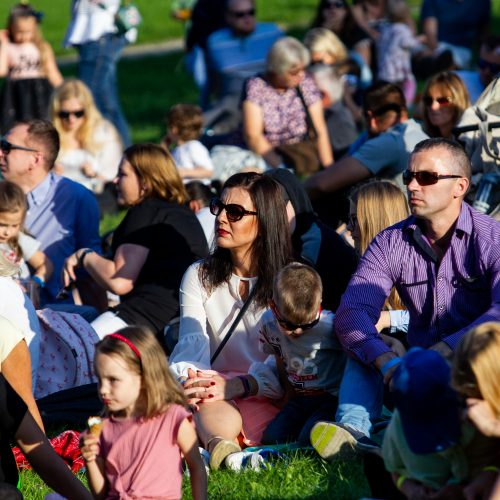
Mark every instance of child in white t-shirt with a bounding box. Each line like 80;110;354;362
165;103;214;180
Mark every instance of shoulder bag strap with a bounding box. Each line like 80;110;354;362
296;85;318;140
210;284;258;365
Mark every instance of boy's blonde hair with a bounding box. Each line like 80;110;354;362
273;262;322;325
304;28;348;64
452;322;500;418
95;326;187;418
166;104;204;142
0;181;28;260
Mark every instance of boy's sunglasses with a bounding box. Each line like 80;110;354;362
229;8;256;18
269;299;322;332
210;197;257;222
423;96;453;107
402;170;462;186
0;138;38;155
58;110;85;120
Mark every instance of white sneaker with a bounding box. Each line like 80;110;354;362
224;450;264;471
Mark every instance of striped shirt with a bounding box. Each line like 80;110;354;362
335;203;500;364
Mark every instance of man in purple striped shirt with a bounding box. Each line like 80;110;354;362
312;138;500;453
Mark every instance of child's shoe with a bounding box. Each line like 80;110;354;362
310;421;358;461
224;450;264;471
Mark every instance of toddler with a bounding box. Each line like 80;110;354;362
165;103;214;180
259;262;346;447
80;326;207;500
0;3;63;133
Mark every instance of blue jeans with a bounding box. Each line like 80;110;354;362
335;358;384;437
262;394;338;447
77;33;131;146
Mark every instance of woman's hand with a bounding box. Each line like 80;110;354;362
183;369;244;403
81;162;97;179
80;432;100;463
466;399;500;437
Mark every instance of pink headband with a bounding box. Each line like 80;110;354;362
109;333;141;359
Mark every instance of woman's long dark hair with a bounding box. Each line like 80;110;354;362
312;0;359;45
200;172;292;308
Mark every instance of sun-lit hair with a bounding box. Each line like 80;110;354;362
0;181;28;260
16;119;60;170
123;143;188;205
304;28;348;65
273;262;322;325
422;71;470;138
200;172;292;308
7;3;50;76
452;322;500;418
95;326;187;418
267;37;310;76
166;104;204;142
50;79;121;155
351;180;409;310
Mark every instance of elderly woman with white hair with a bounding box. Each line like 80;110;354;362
242;36;334;173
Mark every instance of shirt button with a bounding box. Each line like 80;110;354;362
438;277;443;282
439;306;444;310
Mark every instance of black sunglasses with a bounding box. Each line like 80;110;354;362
210;197;257;222
229;8;256;18
0;138;38;155
324;0;345;8
270;299;322;332
478;58;500;75
422;96;453;107
402;170;462;186
58;110;85;120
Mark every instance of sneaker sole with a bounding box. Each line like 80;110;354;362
310;422;357;461
209;440;241;470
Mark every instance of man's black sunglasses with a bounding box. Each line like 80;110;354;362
229;8;256;18
402;170;462;186
0;138;38;155
210;197;257;222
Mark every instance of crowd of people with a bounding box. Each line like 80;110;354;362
0;0;499;498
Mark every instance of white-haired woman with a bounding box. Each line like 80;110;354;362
242;36;333;171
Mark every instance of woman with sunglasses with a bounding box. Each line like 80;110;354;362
170;172;292;469
62;143;208;340
421;71;470;139
50;79;122;193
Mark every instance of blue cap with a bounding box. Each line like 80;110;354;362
392;347;461;455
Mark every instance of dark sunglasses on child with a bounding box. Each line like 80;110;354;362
58;110;85;120
229;8;256;18
269;299;322;332
422;96;453;107
402;170;462;186
0;138;38;155
209;197;257;222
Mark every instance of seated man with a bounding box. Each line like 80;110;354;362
203;0;283;132
314;138;500;455
0;120;101;304
304;82;428;227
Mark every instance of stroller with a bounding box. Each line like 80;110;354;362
454;76;500;219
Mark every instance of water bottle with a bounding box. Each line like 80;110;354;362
473;172;500;214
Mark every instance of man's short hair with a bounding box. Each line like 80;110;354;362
412;138;472;182
273;262;323;325
363;81;407;118
22;119;60;170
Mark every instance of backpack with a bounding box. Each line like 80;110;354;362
34;309;99;399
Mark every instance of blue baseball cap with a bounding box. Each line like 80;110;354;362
392;347;461;455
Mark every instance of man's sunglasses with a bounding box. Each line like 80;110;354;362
229;8;256;18
0;138;38;155
478;58;500;75
210;197;257;222
58;110;85;120
270;299;322;332
402;170;462;186
422;96;453;107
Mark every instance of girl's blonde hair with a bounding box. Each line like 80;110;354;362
304;28;348;64
422;72;471;138
351;180;409;310
95;326;187;418
452;322;500;418
0;181;28;260
50;79;121;155
124;143;188;205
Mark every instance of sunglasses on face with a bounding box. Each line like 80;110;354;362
402;170;462;186
324;0;345;9
229;8;256;18
423;96;453;107
478;58;500;74
58;110;85;120
210;197;257;222
270;299;322;332
0;138;38;155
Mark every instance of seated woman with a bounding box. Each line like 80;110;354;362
421;71;470;139
63;144;208;339
50;79;123;193
242;36;333;173
169;172;292;469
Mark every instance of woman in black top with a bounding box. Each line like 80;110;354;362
63;144;208;338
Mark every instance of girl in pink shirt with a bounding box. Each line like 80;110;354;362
80;327;207;500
